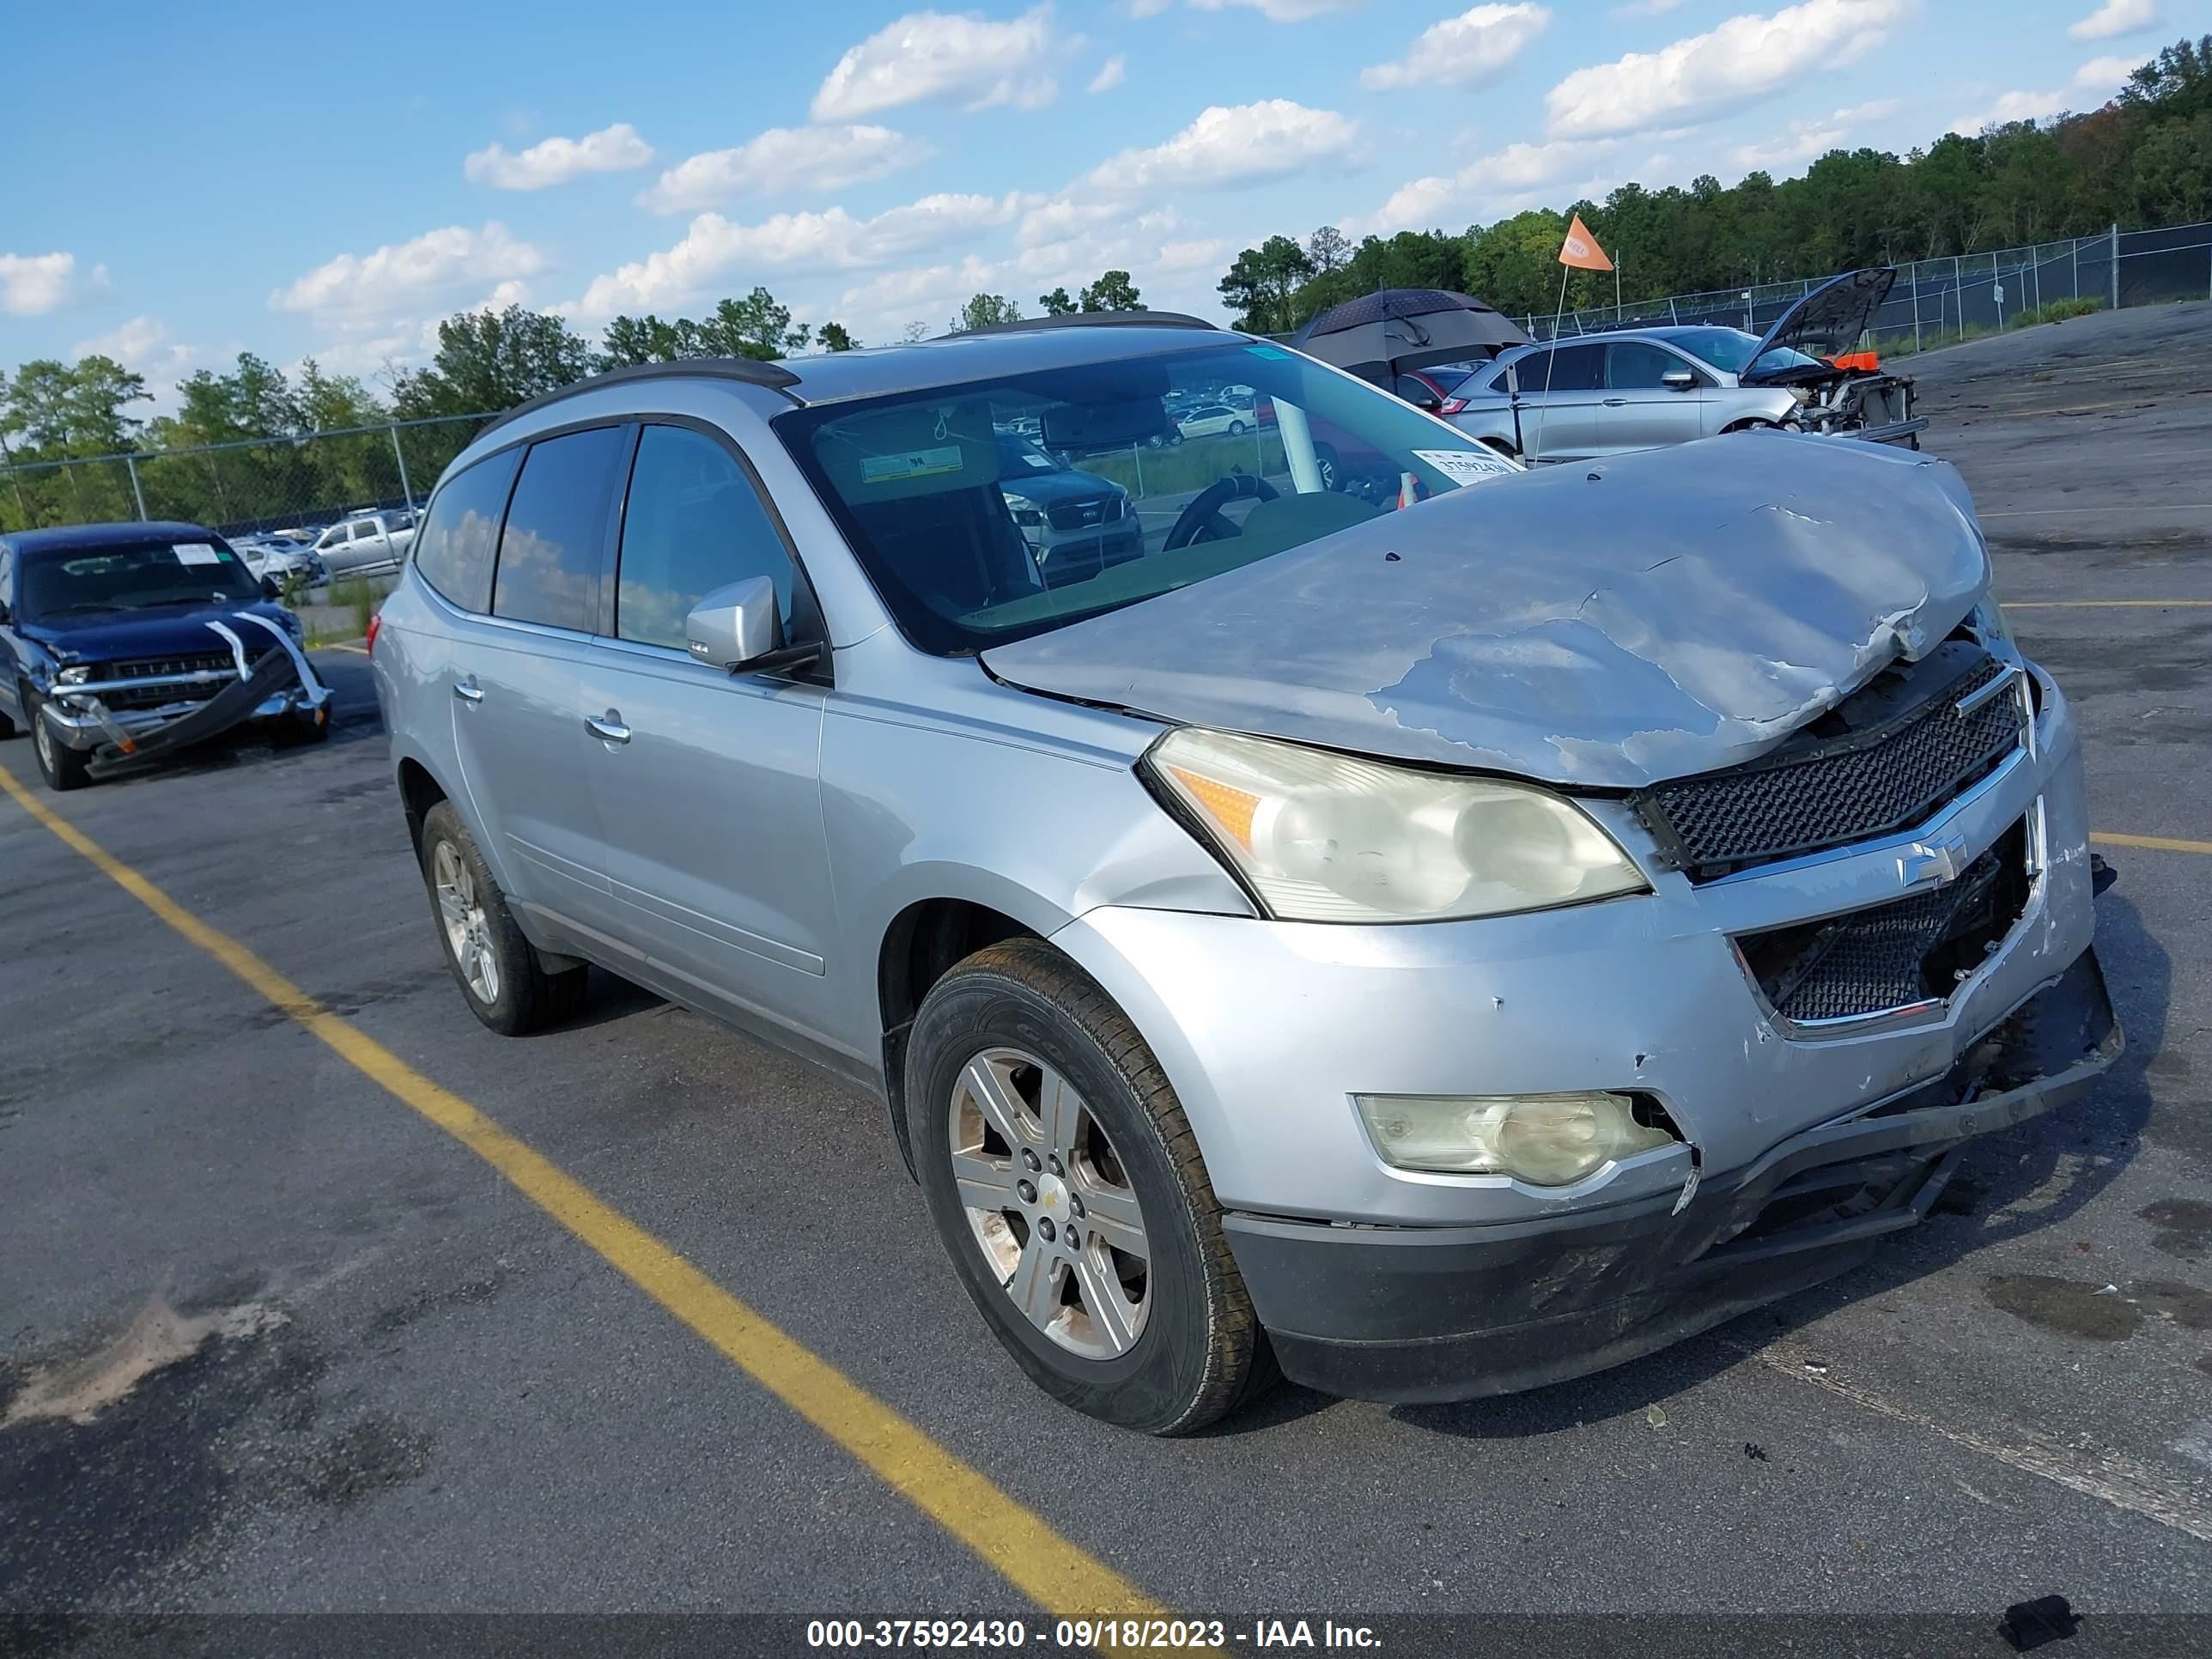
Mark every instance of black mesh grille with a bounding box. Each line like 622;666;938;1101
1634;654;2022;881
1737;818;2031;1024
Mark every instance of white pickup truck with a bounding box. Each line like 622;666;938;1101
312;509;416;578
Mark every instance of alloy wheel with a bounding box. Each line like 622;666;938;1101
433;840;501;1004
948;1046;1152;1359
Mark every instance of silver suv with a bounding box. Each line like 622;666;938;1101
372;317;2117;1434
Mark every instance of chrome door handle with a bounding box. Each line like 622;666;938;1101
1602;398;1627;407
453;678;483;703
586;712;631;744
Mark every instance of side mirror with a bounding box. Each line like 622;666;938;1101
685;576;819;676
260;574;283;600
1661;368;1697;391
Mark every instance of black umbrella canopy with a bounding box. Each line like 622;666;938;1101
1291;289;1530;383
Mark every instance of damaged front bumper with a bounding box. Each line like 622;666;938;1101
42;613;331;777
1228;950;2120;1403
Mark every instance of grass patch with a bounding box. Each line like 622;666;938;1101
330;574;380;640
2008;295;2101;328
1076;430;1286;500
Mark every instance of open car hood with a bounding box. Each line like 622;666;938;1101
1742;267;1897;381
981;436;1990;790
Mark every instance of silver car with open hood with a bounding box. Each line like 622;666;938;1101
370;313;2117;1433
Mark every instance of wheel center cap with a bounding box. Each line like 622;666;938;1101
1035;1172;1069;1216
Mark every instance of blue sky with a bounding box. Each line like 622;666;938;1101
1;0;2183;407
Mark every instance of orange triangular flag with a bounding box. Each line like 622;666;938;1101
1559;213;1613;272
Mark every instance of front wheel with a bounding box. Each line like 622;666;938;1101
29;699;91;792
417;800;588;1036
906;939;1274;1434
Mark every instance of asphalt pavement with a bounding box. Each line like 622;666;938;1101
4;304;2212;1651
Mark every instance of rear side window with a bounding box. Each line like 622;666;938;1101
492;426;627;633
615;424;797;651
1535;343;1604;392
413;448;521;614
350;521;376;541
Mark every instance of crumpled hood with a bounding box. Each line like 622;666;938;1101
981;435;1990;789
23;599;295;665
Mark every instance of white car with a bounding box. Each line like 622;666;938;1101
313;510;416;578
1176;404;1254;441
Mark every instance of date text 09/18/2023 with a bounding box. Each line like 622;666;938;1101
804;1619;1382;1649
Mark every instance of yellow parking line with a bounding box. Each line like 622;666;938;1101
322;641;371;654
0;764;1171;1639
2002;600;2212;610
2092;830;2212;856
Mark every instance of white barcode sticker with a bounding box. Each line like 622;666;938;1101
1413;449;1520;488
173;542;222;565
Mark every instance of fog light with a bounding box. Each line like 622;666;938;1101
1353;1091;1675;1186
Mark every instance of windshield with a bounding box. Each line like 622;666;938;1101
776;341;1510;653
20;538;261;619
1669;327;1826;378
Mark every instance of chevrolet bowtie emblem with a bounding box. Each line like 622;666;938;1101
1898;834;1967;887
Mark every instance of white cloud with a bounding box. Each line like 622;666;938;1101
270;223;547;320
1087;53;1127;93
1948;88;2070;131
1351;136;1632;235
1728;98;1898;170
811;6;1059;120
68;315;223;413
463;123;654;190
1545;0;1913;138
1;251;109;317
1081;100;1359;193
640;126;927;213
1187;0;1358;18
566;192;1024;320
1361;5;1551;91
1610;0;1684;14
2076;55;2136;90
2070;0;2159;40
1017;197;1123;247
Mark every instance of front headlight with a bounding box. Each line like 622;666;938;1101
1354;1091;1676;1184
56;665;93;685
1003;491;1044;527
1146;727;1648;923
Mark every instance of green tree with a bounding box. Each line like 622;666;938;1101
1078;270;1143;312
395;305;592;418
693;288;811;359
1037;286;1077;315
951;293;1022;332
817;321;858;351
1218;235;1314;331
1307;225;1351;275
598;313;696;368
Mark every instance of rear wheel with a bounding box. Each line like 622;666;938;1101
1722;418;1779;435
418;800;588;1036
29;699;91;792
1227;420;1247;437
906;939;1274;1434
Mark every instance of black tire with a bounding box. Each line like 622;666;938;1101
1228;421;1247;437
905;938;1275;1434
271;708;330;747
1722;418;1778;435
0;699;17;738
28;698;91;792
417;799;588;1036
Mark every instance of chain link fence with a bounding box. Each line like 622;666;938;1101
0;412;496;538
1522;220;2212;349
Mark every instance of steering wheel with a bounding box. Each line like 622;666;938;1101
1162;472;1279;550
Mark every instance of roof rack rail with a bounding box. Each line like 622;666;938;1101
475;357;804;441
935;310;1219;340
